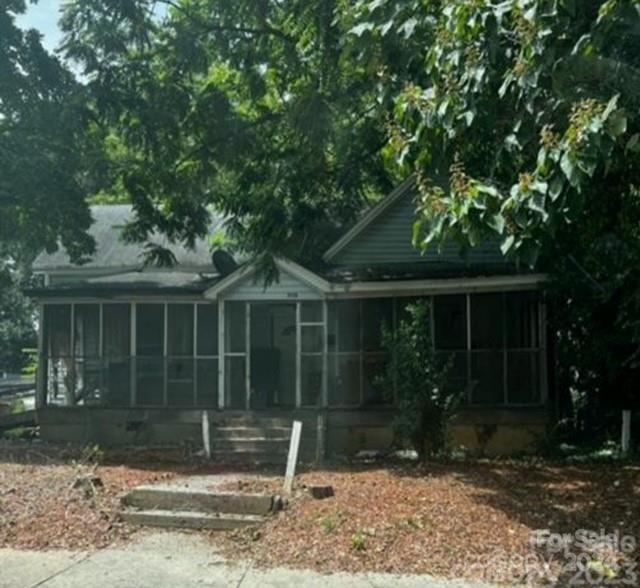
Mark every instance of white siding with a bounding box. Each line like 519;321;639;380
223;268;323;301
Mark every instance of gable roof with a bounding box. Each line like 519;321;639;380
33;205;226;272
323;176;508;272
205;258;330;300
323;176;416;263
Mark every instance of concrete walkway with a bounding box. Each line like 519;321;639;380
0;531;503;588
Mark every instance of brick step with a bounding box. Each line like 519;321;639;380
122;487;275;515
121;509;265;531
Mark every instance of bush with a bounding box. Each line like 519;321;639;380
379;300;464;459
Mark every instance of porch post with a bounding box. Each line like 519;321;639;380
539;296;549;403
193;304;198;405
218;300;225;410
245;302;251;410
163;303;168;406
36;303;45;409
466;293;472;403
295;301;302;408
67;303;75;406
321;300;328;408
130;303;137;406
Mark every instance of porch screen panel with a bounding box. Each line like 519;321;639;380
102;304;130;406
225;302;246;409
362;298;393;405
73;304;101;405
301;301;323;407
506;292;542;404
196;304;218;406
470;294;504;404
43;304;72;406
433;295;468;399
167;304;194;406
463;291;543;406
197;304;218;356
328;300;361;406
136;304;164;406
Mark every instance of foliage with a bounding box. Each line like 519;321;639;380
380;300;462;459
0;0;102;263
0;260;35;372
59;0;398;274
351;532;366;551
353;0;640;431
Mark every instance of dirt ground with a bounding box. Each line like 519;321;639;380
219;463;640;584
1;440;639;585
0;440;252;549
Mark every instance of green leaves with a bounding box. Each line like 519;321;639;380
1;2;97;262
353;0;639;270
59;0;393;266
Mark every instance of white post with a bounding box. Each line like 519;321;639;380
202;410;211;459
315;412;326;463
622;410;631;456
283;420;302;494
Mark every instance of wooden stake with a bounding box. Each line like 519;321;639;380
284;420;302;494
202;410;211;459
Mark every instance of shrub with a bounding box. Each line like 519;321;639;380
379;300;464;459
351;532;366;551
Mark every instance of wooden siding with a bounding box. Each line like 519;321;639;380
332;191;505;267
223;267;323;301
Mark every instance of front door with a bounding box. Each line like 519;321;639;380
249;302;296;408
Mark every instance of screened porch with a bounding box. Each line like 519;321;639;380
39;291;546;410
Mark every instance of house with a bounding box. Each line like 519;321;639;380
28;178;549;458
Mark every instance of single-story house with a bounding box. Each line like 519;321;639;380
28;178;549;458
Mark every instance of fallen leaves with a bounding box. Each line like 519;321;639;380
218;462;640;582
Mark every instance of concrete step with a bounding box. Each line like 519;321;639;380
122;509;265;530
211;438;290;452
209;450;306;465
211;414;318;428
212;426;292;439
122;487;275;515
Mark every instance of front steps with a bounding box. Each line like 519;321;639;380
122;509;265;531
207;413;319;464
121;485;277;531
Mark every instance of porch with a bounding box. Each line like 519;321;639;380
39;290;547;413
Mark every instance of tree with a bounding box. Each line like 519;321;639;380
0;0;99;262
353;0;640;436
379;301;461;459
1;1;102;371
58;0;397;274
0;260;35;372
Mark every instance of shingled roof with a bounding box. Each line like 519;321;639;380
33;205;226;272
